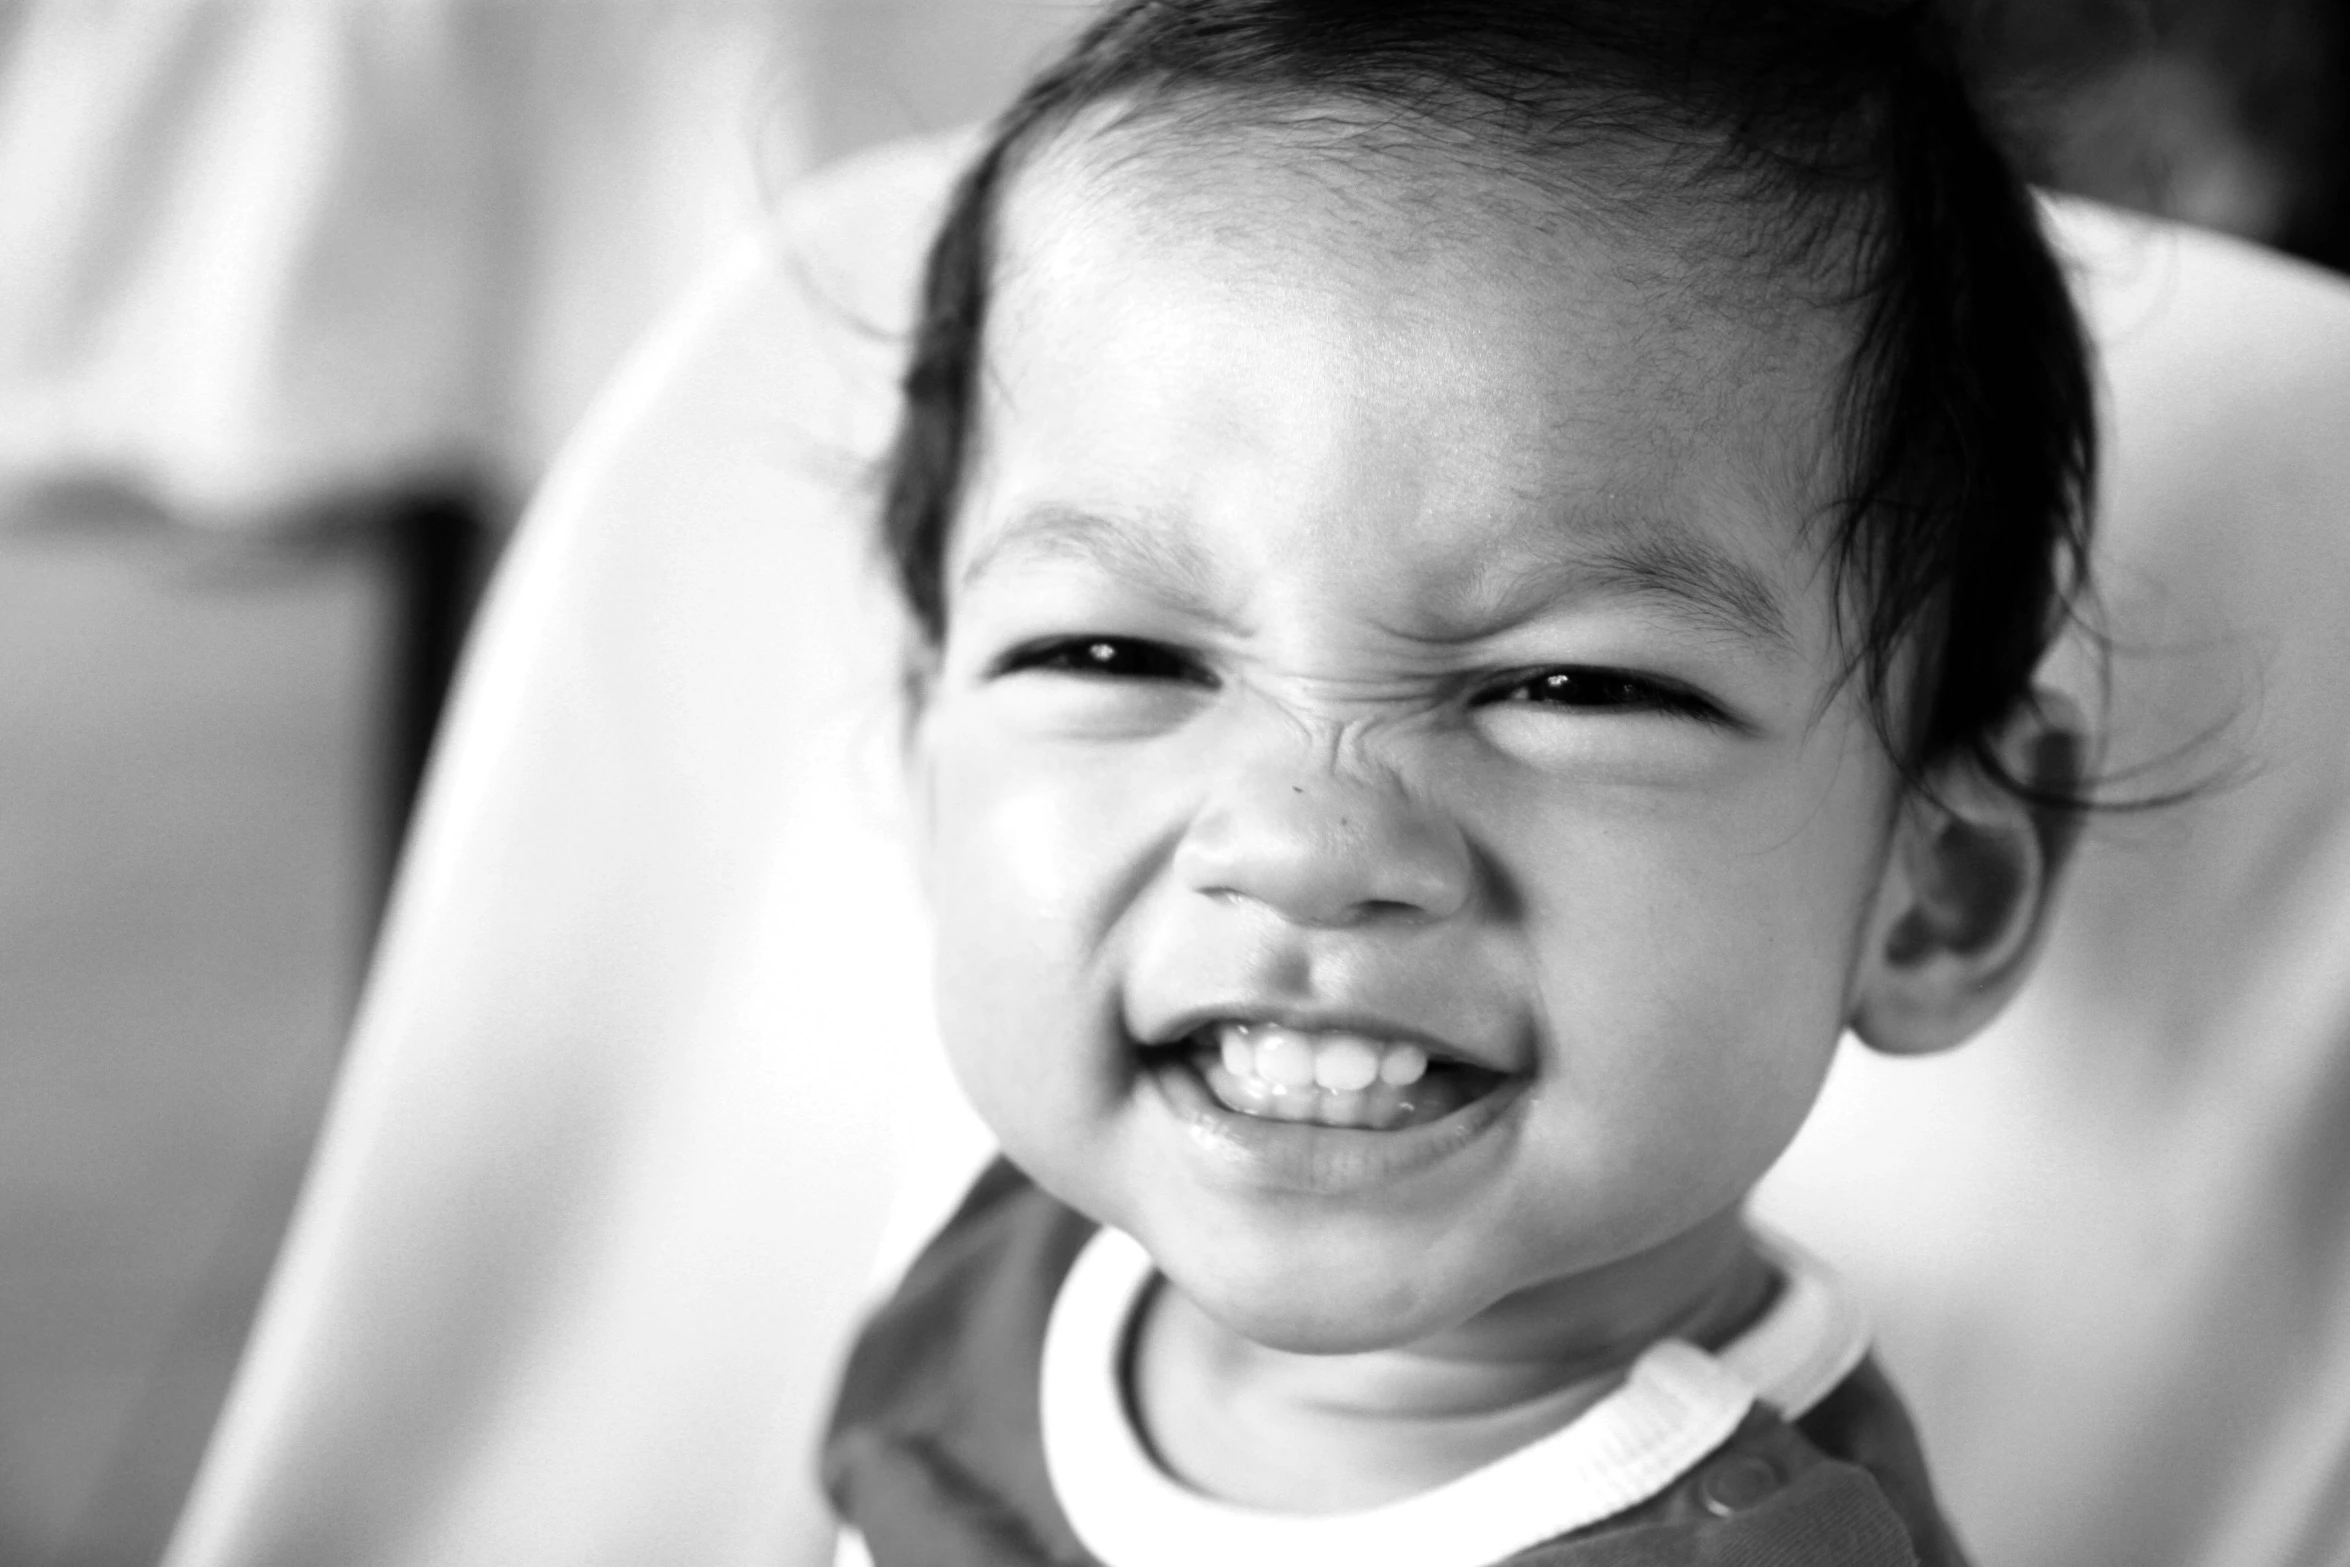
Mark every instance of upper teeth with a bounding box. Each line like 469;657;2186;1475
1213;1022;1429;1092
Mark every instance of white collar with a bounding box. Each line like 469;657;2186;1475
1039;1225;1867;1567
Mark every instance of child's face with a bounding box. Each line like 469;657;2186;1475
912;131;1902;1354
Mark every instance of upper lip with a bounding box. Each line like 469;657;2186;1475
1138;1002;1522;1074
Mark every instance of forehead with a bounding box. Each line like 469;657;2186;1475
965;115;1855;637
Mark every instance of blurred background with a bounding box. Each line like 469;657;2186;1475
0;1;2341;1563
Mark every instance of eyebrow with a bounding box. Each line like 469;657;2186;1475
1547;529;1795;652
960;500;1794;652
1394;514;1792;656
956;503;1226;610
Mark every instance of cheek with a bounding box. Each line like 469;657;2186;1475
1506;760;1888;1188
923;721;1167;945
916;721;1153;1141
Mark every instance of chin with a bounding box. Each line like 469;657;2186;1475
1152;1231;1486;1356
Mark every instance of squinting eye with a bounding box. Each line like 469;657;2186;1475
1483;667;1724;723
995;635;1215;685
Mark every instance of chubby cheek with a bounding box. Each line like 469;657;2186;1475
1507;774;1886;1230
917;720;1159;1184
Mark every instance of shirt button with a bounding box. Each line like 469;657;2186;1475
1697;1453;1783;1517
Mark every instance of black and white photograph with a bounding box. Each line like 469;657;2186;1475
3;3;2346;1564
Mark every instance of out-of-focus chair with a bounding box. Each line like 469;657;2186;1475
163;135;2350;1567
0;10;1092;1560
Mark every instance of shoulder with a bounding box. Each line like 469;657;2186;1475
1501;1358;1965;1567
1793;1357;1971;1567
1540;1356;1962;1567
823;1161;1101;1567
828;1158;1095;1437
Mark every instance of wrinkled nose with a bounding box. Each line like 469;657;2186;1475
1173;769;1475;927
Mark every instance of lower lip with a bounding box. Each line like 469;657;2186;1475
1145;1056;1523;1197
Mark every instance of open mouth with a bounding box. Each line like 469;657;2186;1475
1148;1021;1507;1132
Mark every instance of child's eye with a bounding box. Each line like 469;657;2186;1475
993;635;1216;686
1478;666;1728;724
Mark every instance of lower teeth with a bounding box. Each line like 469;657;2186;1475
1198;1056;1470;1130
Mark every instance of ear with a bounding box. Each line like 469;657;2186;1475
1848;690;2088;1056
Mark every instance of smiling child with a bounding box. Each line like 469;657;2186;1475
823;2;2093;1562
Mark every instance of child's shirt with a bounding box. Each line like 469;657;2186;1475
824;1162;1969;1567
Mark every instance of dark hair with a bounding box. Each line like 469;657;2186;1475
879;0;2096;797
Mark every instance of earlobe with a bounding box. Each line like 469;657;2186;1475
1849;692;2087;1056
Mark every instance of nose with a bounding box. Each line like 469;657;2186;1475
1173;766;1475;927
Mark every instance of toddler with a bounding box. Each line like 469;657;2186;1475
826;2;2093;1562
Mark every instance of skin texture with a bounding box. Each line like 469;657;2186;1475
908;121;2066;1513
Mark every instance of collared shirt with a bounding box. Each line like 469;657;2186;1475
825;1161;1969;1567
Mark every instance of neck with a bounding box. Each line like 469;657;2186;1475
1129;1211;1769;1514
